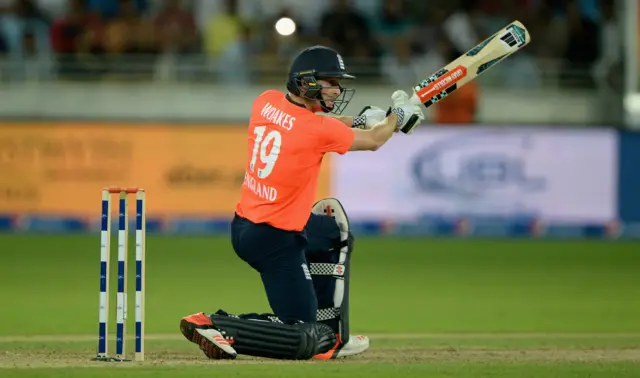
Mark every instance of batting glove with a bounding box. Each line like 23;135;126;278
353;105;388;129
388;90;425;134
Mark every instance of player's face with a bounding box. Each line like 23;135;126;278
317;79;342;109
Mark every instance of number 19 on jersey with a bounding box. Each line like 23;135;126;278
249;126;282;179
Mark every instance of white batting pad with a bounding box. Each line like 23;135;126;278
311;198;350;248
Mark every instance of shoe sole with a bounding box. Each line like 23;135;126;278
180;318;201;344
192;329;236;360
336;344;369;358
180;318;236;360
314;337;370;360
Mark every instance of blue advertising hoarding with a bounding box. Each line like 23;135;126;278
618;131;640;224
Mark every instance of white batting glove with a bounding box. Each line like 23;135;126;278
390;90;425;134
352;106;387;129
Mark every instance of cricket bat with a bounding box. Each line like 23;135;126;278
400;20;531;134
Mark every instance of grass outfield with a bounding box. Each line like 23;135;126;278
0;234;638;377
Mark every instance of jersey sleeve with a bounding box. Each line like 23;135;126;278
316;116;355;155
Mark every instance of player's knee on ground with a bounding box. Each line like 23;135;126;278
210;310;336;360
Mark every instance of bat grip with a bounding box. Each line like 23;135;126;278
409;92;423;106
384;93;423;114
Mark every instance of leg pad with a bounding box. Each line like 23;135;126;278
211;311;336;360
307;198;353;344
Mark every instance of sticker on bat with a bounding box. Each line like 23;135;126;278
465;36;495;57
423;85;458;108
415;65;468;103
415;68;449;90
499;24;527;49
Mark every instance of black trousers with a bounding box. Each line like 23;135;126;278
230;213;341;324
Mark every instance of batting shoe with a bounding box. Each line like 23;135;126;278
192;328;237;360
180;312;213;343
335;335;370;358
180;312;238;360
313;335;370;360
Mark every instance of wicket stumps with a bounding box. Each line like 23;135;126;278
95;187;146;362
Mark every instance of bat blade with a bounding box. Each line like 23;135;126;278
412;20;531;108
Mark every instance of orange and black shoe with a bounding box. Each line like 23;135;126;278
180;312;237;359
180;312;214;344
313;335;370;360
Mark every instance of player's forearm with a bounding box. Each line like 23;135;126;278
369;113;398;147
331;115;353;127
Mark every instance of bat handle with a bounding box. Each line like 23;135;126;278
410;92;423;106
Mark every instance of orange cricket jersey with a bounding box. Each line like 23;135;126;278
235;90;355;231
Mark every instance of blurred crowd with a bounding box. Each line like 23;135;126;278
0;0;624;93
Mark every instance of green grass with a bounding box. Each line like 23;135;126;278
0;234;639;377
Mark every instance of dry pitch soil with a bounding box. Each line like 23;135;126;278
1;333;639;369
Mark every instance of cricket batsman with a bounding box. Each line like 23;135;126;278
179;45;425;360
